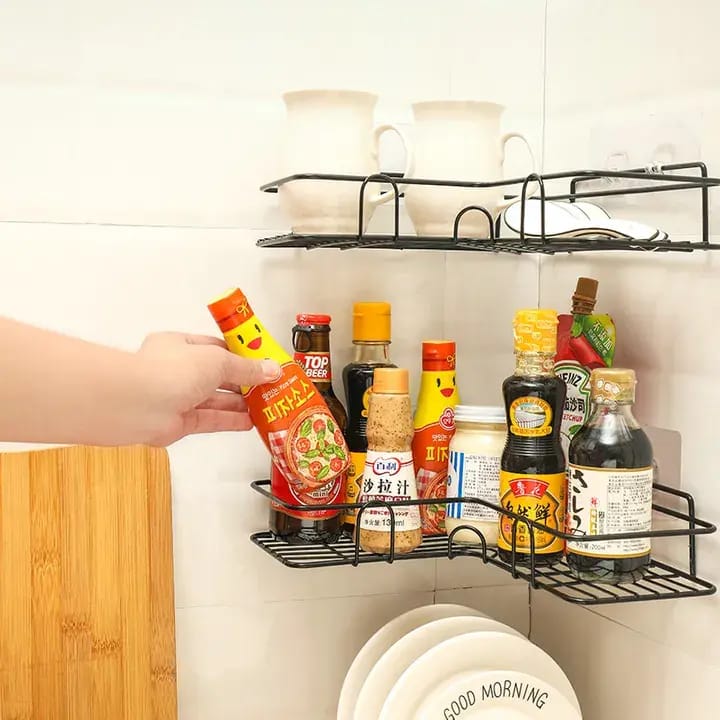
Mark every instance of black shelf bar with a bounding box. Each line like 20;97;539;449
248;480;717;605
258;161;718;253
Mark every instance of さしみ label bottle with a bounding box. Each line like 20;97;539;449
207;290;350;544
498;309;567;566
567;368;653;584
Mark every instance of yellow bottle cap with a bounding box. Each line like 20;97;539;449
373;367;409;395
513;309;558;354
353;302;391;342
590;368;637;404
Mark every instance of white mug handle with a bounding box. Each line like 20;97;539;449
497;131;538;210
367;123;413;206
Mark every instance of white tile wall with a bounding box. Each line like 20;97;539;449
5;1;719;718
0;2;545;718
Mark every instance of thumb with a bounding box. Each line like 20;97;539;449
221;352;282;388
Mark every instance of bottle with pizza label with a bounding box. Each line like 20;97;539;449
567;368;653;584
412;340;459;535
207;290;350;544
267;314;349;542
341;302;395;536
498;309;567;566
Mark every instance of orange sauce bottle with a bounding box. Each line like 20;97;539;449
411;341;459;535
208;289;350;541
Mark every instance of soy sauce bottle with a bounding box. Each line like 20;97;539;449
269;314;347;544
341;302;395;536
567;368;653;584
498;309;567;566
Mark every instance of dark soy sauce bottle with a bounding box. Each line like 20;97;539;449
498;309;567;567
567;368;653;584
341;302;395;537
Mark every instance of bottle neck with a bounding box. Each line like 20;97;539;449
514;351;555;377
353;341;391;364
587;401;640;430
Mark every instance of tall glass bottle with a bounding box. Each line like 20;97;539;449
341;302;395;536
498;309;567;566
567;368;653;584
269;314;347;544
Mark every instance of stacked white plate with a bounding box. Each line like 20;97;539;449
339;603;582;720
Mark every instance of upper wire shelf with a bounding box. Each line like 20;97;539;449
258;161;720;254
249;479;717;606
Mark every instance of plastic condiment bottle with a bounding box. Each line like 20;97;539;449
341;302;395;535
268;314;348;544
207;289;350;518
555;277;616;454
446;406;505;546
498;309;567;566
412;340;459;536
567;368;653;584
358;368;422;556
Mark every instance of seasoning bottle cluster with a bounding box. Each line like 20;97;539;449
208;279;655;584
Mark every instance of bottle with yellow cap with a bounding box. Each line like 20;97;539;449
358;367;423;555
341;302;396;535
567;368;653;584
411;340;459;535
498;308;567;566
207;289;350;544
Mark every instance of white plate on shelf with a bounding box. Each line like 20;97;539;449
412;670;582;719
353;615;524;720
378;631;581;720
337;603;485;720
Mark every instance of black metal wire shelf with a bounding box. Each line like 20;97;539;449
249;479;717;605
258;161;720;254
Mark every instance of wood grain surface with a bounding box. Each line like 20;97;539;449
0;445;177;720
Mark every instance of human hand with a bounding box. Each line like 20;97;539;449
137;332;281;446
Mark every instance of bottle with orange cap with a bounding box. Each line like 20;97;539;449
341;302;396;536
498;309;567;566
358;367;423;555
411;340;459;536
207;289;350;544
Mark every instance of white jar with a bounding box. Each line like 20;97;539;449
446;405;506;546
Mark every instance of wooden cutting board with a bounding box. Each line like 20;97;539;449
0;445;177;720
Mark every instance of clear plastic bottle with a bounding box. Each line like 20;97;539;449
358;368;422;555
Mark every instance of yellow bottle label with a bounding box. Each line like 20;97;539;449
222;313;291;392
342;451;366;526
498;471;565;554
508;396;553;437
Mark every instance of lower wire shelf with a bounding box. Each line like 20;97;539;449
249;479;717;606
250;531;716;606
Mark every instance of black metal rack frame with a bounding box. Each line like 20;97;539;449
250;479;716;605
257;161;720;254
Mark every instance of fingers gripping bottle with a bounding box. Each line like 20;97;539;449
207;290;350;544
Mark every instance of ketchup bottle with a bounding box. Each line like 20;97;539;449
207;290;350;544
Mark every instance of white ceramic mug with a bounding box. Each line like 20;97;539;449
403;100;536;238
279;90;410;235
